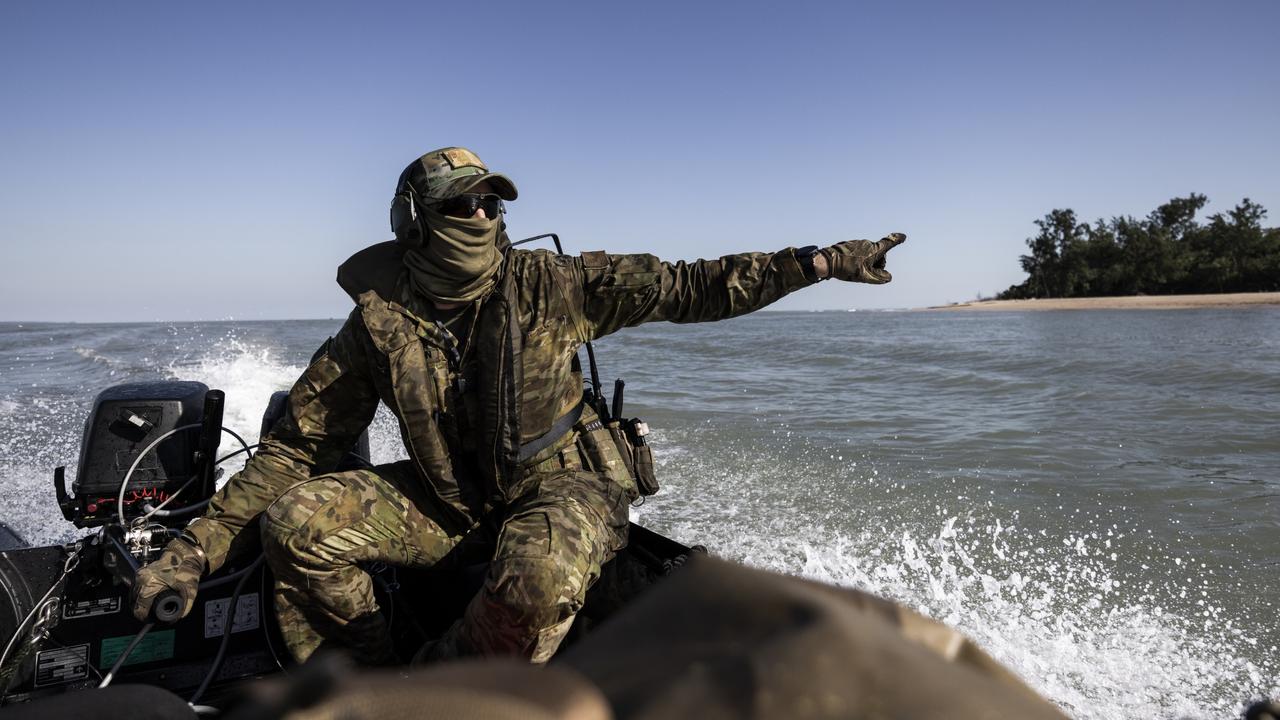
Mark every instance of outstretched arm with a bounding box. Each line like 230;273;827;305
575;234;905;340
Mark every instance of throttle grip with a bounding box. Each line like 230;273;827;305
152;590;184;624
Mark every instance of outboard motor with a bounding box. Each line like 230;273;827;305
54;382;224;528
0;380;381;706
0;381;281;707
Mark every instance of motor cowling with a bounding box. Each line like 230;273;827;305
56;381;215;528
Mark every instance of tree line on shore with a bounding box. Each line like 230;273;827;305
997;195;1279;299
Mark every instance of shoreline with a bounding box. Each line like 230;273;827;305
922;292;1280;312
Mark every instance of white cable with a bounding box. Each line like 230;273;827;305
118;425;252;526
116;424;202;527
139;477;196;521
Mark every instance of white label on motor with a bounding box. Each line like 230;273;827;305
203;593;260;639
34;644;89;687
63;596;121;620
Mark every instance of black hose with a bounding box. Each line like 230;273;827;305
258;564;286;672
216;442;259;465
197;561;259;591
217;428;252;463
189;555;264;705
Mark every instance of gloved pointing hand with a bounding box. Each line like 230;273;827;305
130;535;206;623
821;233;906;284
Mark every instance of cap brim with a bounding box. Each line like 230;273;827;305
448;173;518;201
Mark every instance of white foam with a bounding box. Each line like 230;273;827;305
73;346;113;366
790;518;1275;719
163;333;407;469
163;337;303;453
5;332;1274;718
641;434;1279;720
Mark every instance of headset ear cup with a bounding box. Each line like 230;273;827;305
390;193;417;240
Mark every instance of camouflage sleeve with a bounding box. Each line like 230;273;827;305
575;248;816;340
185;310;380;573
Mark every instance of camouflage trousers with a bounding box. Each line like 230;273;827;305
260;454;630;665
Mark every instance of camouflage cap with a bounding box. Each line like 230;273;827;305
401;147;518;203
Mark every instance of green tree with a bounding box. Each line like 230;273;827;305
1078;222;1124;295
1204;199;1275;291
996;194;1277;300
1017;209;1089;297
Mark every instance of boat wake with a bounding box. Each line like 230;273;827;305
1;327;1275;719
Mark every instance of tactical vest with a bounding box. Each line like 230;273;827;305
337;242;584;526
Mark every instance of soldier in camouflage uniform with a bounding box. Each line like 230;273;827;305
131;147;906;665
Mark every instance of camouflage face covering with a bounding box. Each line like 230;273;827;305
403;205;503;304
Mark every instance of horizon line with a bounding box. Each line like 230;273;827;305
0;308;915;325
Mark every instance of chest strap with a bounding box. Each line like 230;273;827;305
517;400;585;464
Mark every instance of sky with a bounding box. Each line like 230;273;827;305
1;0;1277;322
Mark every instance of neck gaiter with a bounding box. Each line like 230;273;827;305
402;206;503;304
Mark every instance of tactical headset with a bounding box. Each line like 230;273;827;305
389;163;423;242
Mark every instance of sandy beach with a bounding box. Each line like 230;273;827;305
923;292;1280;311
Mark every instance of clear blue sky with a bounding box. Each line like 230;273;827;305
2;0;1277;321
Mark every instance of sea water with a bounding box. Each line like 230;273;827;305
1;310;1276;718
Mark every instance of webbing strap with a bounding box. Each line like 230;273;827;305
517;401;584;463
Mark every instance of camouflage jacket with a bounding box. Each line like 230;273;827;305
188;242;817;572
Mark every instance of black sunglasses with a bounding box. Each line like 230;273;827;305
434;193;505;219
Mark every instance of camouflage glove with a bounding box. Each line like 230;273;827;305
130;535;206;623
820;233;906;284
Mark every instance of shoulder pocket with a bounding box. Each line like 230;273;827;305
295;351;346;408
285;351;349;437
584;252;661;291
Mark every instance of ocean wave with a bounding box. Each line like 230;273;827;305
638;428;1279;719
162;337;304;442
1;314;1275;719
72;346;114;365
